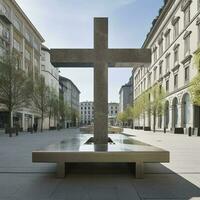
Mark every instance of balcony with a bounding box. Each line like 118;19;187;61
0;10;11;24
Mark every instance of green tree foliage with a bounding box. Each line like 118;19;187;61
190;49;200;106
0;55;32;132
131;84;165;131
47;89;59;128
150;83;165;132
32;75;50;132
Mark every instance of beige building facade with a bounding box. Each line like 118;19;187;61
134;0;200;133
0;0;44;131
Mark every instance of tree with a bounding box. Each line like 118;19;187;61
117;111;128;126
47;89;59;129
150;83;165;132
190;49;200;106
59;97;71;128
32;75;50;132
0;55;32;134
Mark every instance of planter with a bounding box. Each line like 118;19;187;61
144;126;151;131
174;127;184;134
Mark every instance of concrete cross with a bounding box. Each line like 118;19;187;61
50;18;151;144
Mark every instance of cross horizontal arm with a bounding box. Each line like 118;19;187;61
108;49;151;67
50;49;95;68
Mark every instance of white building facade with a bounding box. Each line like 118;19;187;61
41;45;59;129
80;102;119;126
80;101;94;125
0;0;44;131
134;0;200;133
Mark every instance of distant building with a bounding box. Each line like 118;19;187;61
79;102;119;126
59;76;80;128
79;101;94;125
108;103;119;126
41;45;59;128
0;0;44;131
41;45;59;94
119;76;133;113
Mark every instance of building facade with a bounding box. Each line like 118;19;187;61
80;102;119;126
41;45;59;129
119;76;133;113
0;0;44;131
133;0;200;132
80;101;94;125
59;76;80;128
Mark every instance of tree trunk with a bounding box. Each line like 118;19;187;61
8;109;12;137
153;110;156;133
41;111;43;132
49;108;51;130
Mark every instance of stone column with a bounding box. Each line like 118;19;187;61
22;113;25;131
94;18;108;144
177;103;182;127
11;112;13;128
168;105;172;131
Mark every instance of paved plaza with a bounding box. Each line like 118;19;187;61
0;128;200;200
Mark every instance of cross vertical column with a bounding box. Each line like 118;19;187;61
94;18;108;144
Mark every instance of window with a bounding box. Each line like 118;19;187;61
166;54;170;73
185;66;190;83
0;2;10;18
174;20;179;40
198;0;200;10
165;30;170;49
174;47;179;64
166;80;169;93
25;49;31;60
154;67;157;81
159;39;163;57
148;73;152;86
184;35;190;56
159;62;163;78
198;23;200;46
13;16;22;32
41;65;45;70
153;47;157;63
13;39;21;52
174;74;178;89
25;29;32;43
184;6;190;27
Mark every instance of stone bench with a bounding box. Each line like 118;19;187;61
32;135;169;179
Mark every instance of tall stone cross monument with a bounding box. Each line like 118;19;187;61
50;18;151;144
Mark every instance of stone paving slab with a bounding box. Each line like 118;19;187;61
0;128;200;199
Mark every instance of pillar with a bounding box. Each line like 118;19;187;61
168;105;172;131
177;103;182;127
22;113;25;131
94;18;108;144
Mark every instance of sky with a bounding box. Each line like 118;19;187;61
16;0;164;102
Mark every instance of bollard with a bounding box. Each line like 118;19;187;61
164;127;166;133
